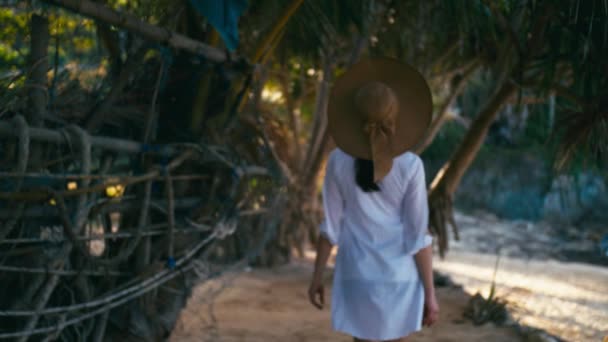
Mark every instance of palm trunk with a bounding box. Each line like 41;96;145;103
429;80;516;257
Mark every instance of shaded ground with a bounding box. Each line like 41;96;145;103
171;261;522;342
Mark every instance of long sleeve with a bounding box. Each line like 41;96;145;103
319;153;344;246
401;156;433;255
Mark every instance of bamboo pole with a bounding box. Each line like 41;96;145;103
41;0;228;62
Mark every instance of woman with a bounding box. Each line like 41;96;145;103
308;58;439;342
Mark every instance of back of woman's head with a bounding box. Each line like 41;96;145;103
355;158;381;192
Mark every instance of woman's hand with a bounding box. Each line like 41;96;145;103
414;245;438;326
309;236;333;310
308;278;325;310
422;291;439;326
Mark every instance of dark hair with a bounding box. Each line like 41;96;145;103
355;158;380;192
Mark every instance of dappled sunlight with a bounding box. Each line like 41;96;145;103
261;86;284;104
433;210;608;342
435;257;608;304
435;252;608;342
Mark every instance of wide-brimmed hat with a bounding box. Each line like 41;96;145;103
327;57;432;182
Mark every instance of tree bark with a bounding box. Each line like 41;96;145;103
428;79;516;257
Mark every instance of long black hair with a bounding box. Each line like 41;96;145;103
355;158;380;192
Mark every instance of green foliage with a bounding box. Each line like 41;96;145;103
0;8;100;73
0;8;29;67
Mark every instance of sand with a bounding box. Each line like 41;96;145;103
170;210;608;341
170;260;522;342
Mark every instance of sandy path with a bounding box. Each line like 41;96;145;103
171;211;608;341
171;261;522;342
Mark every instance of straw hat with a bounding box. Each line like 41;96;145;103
327;57;432;182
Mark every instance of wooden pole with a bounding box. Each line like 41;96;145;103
41;0;228;62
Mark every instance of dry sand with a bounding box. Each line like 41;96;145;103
171;260;522;342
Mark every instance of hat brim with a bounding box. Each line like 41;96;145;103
327;57;433;159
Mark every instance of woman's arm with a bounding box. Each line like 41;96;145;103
308;235;333;310
414;244;434;294
414;244;439;326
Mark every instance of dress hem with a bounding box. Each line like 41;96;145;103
333;325;422;341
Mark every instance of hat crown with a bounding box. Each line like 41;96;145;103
354;82;399;123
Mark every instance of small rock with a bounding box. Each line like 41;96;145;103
433;271;454;287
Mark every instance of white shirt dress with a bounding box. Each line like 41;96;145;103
319;148;433;341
